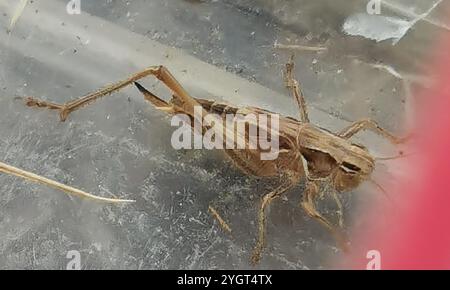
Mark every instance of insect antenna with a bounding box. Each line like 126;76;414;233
368;178;395;206
375;152;415;161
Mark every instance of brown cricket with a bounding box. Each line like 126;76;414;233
2;57;407;264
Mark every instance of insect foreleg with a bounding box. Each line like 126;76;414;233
300;181;349;251
338;118;410;145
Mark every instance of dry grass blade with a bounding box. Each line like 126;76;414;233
7;0;28;34
274;43;328;52
208;206;232;234
0;161;135;203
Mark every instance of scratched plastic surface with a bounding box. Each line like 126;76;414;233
0;0;446;269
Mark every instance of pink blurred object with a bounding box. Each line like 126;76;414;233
343;32;450;270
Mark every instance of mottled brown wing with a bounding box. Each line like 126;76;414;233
195;98;304;178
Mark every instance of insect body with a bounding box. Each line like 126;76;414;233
21;59;407;264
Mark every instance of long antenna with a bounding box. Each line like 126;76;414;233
375;152;415;161
369;178;395;206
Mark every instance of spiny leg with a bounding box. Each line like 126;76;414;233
251;181;295;265
338;118;410;145
300;181;349;251
25;66;162;121
24;66;198;121
284;55;310;123
0;161;134;203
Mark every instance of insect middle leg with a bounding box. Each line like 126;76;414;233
338;118;410;145
284;55;310;123
251;180;296;265
24;66;197;121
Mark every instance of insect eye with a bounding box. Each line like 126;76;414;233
341;161;361;173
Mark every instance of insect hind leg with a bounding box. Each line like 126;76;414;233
24;66;163;121
134;82;175;113
23;66;198;121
